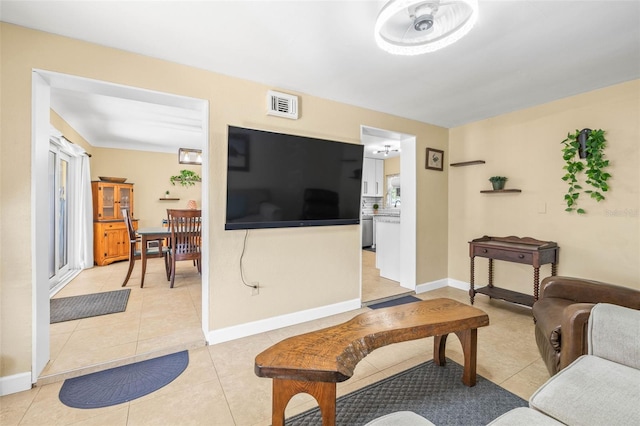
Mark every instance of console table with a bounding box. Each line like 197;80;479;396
469;235;559;307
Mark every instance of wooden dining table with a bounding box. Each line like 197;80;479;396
136;226;171;286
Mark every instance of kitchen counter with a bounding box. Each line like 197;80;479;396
375;218;401;282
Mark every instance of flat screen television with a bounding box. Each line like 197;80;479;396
225;125;364;230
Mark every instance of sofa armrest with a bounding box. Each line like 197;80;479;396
558;303;595;370
540;276;640;309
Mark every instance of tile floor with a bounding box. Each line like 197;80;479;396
1;256;550;425
361;250;411;303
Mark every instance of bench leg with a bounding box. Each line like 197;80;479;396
433;329;479;387
272;378;336;426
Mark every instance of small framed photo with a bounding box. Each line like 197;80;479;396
425;148;444;171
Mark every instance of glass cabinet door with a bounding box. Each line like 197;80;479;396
101;185;115;219
119;186;132;217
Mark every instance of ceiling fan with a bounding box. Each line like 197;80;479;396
373;145;400;156
375;0;479;55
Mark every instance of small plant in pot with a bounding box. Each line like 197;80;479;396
489;176;508;190
373;203;379;213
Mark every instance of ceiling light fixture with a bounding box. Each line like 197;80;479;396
178;148;202;165
375;0;479;55
373;145;400;156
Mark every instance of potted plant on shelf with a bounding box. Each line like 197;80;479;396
489;176;508;190
165;190;170;199
373;203;379;214
561;128;611;214
170;169;201;187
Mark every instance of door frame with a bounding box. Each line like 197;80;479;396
31;70;210;382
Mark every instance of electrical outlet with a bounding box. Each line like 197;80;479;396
251;282;259;296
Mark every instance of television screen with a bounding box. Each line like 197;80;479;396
225;126;364;230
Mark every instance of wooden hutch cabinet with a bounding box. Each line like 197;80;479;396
92;180;137;266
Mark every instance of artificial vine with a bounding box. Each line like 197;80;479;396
170;169;201;187
561;128;611;214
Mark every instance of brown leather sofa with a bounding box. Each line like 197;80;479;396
533;276;640;376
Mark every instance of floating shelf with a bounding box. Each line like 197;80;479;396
480;189;522;193
450;160;485;167
159;198;181;201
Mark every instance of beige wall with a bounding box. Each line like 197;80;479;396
448;80;640;294
0;23;449;379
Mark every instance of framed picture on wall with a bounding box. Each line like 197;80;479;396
425;148;444;171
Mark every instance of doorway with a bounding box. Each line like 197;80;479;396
32;70;210;382
360;126;417;303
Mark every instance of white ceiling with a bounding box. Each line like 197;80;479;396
2;1;639;153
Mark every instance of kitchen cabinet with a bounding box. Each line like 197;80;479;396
92;181;136;266
362;158;383;196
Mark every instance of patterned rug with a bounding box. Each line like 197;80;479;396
59;351;189;408
50;289;131;323
286;359;527;425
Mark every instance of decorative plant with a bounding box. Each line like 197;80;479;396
489;176;507;190
170;169;201;187
373;203;379;211
561;129;611;214
165;190;170;198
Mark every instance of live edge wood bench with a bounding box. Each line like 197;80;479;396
254;298;489;426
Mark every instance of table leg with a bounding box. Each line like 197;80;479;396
140;235;148;288
433;330;478;387
533;266;540;301
454;328;478;386
433;334;448;366
469;257;475;304
272;378;336;426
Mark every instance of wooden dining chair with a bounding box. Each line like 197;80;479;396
166;209;202;288
121;208;169;288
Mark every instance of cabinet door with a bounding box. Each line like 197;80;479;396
98;184;117;220
362;158;376;195
117;185;134;218
373;159;384;196
104;227;127;258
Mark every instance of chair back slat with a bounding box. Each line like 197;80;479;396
167;209;202;261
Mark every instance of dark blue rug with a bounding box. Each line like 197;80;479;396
368;295;422;310
286;359;527;425
59;350;189;408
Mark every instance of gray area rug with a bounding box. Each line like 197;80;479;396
50;289;131;323
59;350;189;408
286;359;527;425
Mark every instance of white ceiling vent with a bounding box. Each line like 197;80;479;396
267;90;298;119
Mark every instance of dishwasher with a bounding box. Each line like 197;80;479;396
362;216;373;247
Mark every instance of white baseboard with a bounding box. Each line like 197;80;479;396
447;278;470;291
0;372;32;396
206;298;362;345
415;278;449;294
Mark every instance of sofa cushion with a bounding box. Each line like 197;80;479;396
487;407;561;425
530;355;640;425
588;303;640;369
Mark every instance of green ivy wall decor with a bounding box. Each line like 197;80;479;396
561;128;611;214
170;169;201;187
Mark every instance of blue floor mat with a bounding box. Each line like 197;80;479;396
59;350;189;409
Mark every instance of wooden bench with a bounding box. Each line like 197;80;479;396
254;297;489;426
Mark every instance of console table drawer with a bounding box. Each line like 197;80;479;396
473;246;533;264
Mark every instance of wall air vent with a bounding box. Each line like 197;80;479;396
267;90;299;119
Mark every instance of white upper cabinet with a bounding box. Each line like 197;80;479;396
362;158;384;196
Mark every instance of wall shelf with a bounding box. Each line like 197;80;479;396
159;197;181;201
450;160;485;167
480;189;522;193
